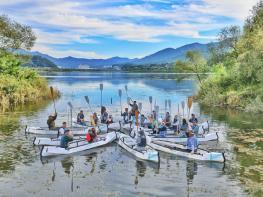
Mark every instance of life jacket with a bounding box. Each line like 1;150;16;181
86;133;92;142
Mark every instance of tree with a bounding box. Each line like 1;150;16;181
0;15;36;50
174;50;208;87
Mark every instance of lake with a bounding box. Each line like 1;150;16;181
0;72;262;196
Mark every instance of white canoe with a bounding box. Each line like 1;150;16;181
147;138;225;162
117;132;160;163
40;132;117;157
148;132;219;143
72;120;122;131
25;125;107;135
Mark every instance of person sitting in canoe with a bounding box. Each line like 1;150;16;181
47;112;57;130
186;131;198;154
191;121;199;136
179;118;189;137
92;112;99;126
86;128;97;143
77;110;85;125
121;108;129;124
101;106;108;123
136;129;147;151
60;129;74;148
172;115;179;132
140;114;147;127
163;112;171;127
189;114;198;124
58;122;68;136
106;115;113;124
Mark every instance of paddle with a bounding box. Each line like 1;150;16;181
50;86;57;114
84;96;93;114
118;89;122;113
181;101;185;118
149;96;153;112
68;102;73;127
138;102;142;113
187;96;193;118
168;99;171;113
165;100;167;112
125;85;128;97
100;83;103;108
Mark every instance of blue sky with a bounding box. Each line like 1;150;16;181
0;0;258;58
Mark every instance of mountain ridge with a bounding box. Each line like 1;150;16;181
19;42;211;69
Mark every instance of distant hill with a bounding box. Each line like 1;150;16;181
131;43;209;65
18;42;212;69
25;55;58;68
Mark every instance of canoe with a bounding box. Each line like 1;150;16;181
147;137;225;162
40;132;117;157
116;132;160;163
148;132;219;143
25;125;107;135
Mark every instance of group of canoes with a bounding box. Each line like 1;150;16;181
26;100;225;163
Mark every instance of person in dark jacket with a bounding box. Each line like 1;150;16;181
47;112;57;130
60;129;73;148
136;129;147;151
121;108;129;123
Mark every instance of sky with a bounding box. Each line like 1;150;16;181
0;0;259;59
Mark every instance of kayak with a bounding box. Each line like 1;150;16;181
148;132;219;143
147;138;225;162
40;132;117;157
116;132;160;163
25;125;107;135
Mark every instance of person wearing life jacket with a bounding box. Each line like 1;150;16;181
93;112;99;126
186;131;198;154
172;115;180;133
77;110;85;125
136;129;147;151
47;112;57;130
86;128;97;143
106;115;113;124
179;118;189;137
163;112;171;127
101;106;108;123
121;108;129;124
189;114;198;124
60;129;73;148
191;121;199;136
129;100;138;116
58;122;68;136
140;114;147;127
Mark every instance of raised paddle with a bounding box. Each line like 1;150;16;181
84;96;93;114
187;96;193;118
68;102;73;127
100;83;103;108
181;101;185;118
118;89;122;113
168;99;171;113
149;96;153;112
50;86;57;113
165;100;168;112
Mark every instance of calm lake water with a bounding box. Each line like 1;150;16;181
0;72;262;197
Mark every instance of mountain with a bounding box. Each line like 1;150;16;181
131;43;209;65
25;55;58;68
18;42;211;69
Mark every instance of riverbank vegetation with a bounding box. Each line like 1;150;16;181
0;15;59;111
175;1;263;113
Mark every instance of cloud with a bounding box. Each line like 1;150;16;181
0;0;258;57
33;43;107;59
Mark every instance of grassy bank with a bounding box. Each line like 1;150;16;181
0;51;59;111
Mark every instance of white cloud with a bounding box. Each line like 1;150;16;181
33;43;107;59
0;0;258;57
